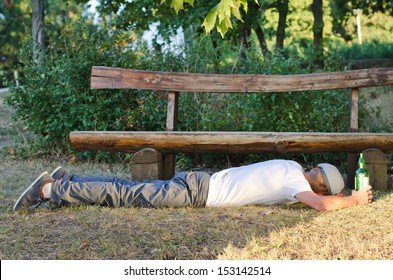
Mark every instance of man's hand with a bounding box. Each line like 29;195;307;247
351;185;373;206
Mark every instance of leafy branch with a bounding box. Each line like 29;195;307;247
164;0;256;37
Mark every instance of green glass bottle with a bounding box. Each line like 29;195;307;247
355;153;369;191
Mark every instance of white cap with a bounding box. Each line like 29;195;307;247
317;163;345;195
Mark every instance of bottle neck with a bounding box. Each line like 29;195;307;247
358;153;366;169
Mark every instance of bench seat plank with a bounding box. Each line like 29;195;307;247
70;131;393;154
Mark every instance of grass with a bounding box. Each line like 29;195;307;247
1;92;393;260
0;89;31;157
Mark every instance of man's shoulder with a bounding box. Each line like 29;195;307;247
263;159;301;168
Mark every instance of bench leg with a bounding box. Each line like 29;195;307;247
131;148;164;181
163;154;176;180
363;148;388;191
347;153;357;190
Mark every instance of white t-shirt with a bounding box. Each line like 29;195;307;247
205;160;312;207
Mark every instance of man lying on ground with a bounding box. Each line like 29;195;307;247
13;159;373;212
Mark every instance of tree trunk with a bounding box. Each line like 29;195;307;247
275;0;289;51
237;22;251;48
310;0;324;68
31;0;45;65
254;24;270;58
240;1;270;58
329;0;352;42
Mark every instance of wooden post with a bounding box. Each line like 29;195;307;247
347;87;359;189
131;148;163;181
354;9;363;45
363;148;388;191
164;91;179;179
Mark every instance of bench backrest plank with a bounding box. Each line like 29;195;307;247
91;66;393;93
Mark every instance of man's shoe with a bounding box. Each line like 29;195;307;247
50;166;66;180
13;172;53;211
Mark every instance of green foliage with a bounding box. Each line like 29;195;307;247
89;0;393;66
0;0;31;86
330;40;393;60
163;0;250;37
0;0;86;87
165;0;196;13
6;20;171;154
201;0;250;37
176;40;349;134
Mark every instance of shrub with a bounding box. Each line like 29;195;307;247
6;20;175;155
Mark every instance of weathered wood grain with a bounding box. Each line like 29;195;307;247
70;131;393;154
91;67;393;93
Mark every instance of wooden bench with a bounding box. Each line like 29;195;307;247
70;67;393;187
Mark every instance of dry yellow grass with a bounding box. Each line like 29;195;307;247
218;194;393;260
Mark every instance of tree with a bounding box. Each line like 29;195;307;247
1;0;88;80
329;0;352;42
275;0;288;51
158;0;251;38
84;0;292;64
0;0;31;85
353;0;393;15
236;1;270;57
163;0;290;57
31;0;45;64
311;0;324;68
329;0;393;42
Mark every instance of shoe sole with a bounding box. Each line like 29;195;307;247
50;166;65;180
13;171;49;212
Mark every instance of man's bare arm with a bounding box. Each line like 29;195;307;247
295;186;373;211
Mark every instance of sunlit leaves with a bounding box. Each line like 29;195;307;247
202;0;248;37
165;0;254;37
163;0;195;14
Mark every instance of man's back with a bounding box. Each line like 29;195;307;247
206;160;312;207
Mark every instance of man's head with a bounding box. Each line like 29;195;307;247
306;163;345;195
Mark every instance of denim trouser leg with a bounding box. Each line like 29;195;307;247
68;174;133;185
50;171;210;208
